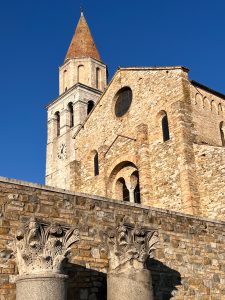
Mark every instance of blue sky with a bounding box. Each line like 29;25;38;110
0;0;225;184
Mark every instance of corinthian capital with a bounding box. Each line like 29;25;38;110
15;218;79;276
105;222;158;273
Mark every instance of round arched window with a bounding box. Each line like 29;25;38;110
114;87;132;117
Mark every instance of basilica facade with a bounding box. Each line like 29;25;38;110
46;12;225;221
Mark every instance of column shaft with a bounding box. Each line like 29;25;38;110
107;270;153;300
16;274;67;300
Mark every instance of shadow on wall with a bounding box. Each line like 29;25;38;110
64;262;107;300
147;258;182;300
65;259;181;300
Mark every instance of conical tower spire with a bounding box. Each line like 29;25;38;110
65;12;101;62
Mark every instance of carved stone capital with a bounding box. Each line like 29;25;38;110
104;221;158;273
15;218;79;276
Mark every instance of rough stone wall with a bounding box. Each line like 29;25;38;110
150;140;182;211
73;67;199;215
194;144;225;221
0;178;225;300
190;83;225;146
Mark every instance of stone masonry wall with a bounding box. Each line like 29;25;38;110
194;144;225;221
190;83;225;146
0;177;225;300
73;67;199;215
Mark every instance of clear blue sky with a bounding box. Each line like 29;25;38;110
0;0;225;184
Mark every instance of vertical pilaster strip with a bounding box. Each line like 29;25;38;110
172;75;200;215
136;124;153;205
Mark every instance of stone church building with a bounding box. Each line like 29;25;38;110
0;11;225;300
46;12;225;221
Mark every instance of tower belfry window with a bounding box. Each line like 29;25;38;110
68;102;74;128
55;111;60;137
78;65;85;84
87;100;94;115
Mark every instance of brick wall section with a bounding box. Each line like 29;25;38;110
0;178;225;300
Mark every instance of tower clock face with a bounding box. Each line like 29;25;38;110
57;143;67;160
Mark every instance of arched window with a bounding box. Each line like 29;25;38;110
116;177;130;202
55;111;60;137
68;102;74;128
132;171;141;204
94;152;99;176
63;70;67;92
96;67;101;90
78;65;85;84
161;112;170;142
87;100;95;115
220;121;225;146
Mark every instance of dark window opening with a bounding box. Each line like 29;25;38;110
220;122;225;146
162;114;170;142
94;152;99;176
87;100;95;115
116;177;130;201
115;87;132;117
123;183;130;202
120;178;130;202
68;102;74;128
133;171;141;204
55;111;60;137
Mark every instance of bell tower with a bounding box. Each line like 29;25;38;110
59;11;107;94
45;11;107;189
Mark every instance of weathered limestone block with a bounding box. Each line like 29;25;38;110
15;218;79;300
104;221;158;300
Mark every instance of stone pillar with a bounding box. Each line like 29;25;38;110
105;221;158;300
128;187;135;203
15;218;79;300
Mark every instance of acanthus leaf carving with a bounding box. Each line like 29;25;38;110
15;218;79;276
103;221;158;273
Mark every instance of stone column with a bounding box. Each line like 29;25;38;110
105;221;158;300
15;218;79;300
125;173;138;203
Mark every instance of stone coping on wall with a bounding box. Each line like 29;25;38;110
0;175;224;226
